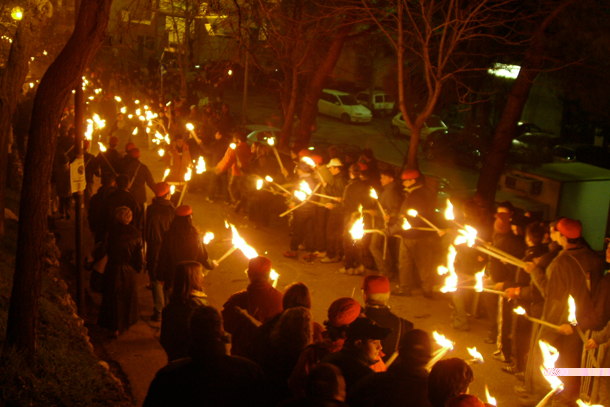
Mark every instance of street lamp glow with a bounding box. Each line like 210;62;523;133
11;7;24;20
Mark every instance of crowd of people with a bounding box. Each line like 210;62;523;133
12;57;608;407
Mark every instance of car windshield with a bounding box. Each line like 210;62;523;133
339;95;359;106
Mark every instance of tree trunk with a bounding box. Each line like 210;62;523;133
297;23;352;149
475;0;577;208
5;0;113;355
0;2;51;237
280;64;298;149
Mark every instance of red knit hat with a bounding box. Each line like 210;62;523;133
153;182;170;197
298;149;310;158
247;256;272;279
109;136;119;147
362;275;390;294
327;298;361;327
129;148;140;158
557;218;582;239
311;155;323;165
358;162;368;171
175;205;193;216
401;169;420;180
125;142;135;152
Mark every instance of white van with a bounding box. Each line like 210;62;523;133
318;89;373;124
355;91;395;116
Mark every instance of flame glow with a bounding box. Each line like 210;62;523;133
432;331;454;350
407;209;418;217
438;245;458;293
265;176;273;182
302;157;315;168
203;232;214;245
132;127;138;135
299;181;313;195
170;185;175;195
98;142;107;152
92;114;106;129
370;188;379;200
114;96;121;102
230;143;236;150
230;224;259;259
162;168;170;181
294;190;307;201
455;225;477;247
568;295;577;325
350;216;365;241
186;123;194;131
539;341;563;390
475;269;485;292
468;347;484;363
514;306;527;315
256;179;263;190
485;385;496;406
158;150;165;157
268;138;275;146
402;218;411;230
576;400;603;407
184;167;192;182
120;106;126;114
445;199;455;220
164;135;170;145
196;156;206;174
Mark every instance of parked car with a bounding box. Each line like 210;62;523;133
551;143;610;170
318;89;373;124
391;113;448;140
509;133;559;164
245;125;281;144
355;91;395;116
422;129;487;170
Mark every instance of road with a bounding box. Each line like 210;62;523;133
90;91;521;407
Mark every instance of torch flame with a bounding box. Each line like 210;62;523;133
270;269;279;288
294;190;307;201
299;180;313;195
256;179;263;190
230;143;236;150
196;156;206;174
164;135;170;144
92;113;106;129
402;218;411;230
135;100;140;104
114;96;122;102
370;188;379;200
128;114;133;119
230;224;259;259
265;176;273;182
85;123;93;140
186;123;194;131
350;216;365;241
475;269;485;292
136;109;141;116
162;168;170;181
98;142;107;152
407;209;418;217
514;306;527;316
539;340;563;390
184;167;192;182
170;185;176;195
485;385;497;406
438;245;458;293
155;131;163;140
432;331;454;350
576;400;603;407
158;150;165;157
132;127;138;135
120;106;126;114
568;295;577;325
454;225;477;247
445;199;455;221
302;157;316;168
267;138;275;146
203;232;214;245
468;347;484;363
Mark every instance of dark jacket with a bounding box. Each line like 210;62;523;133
342;178;374;217
160;292;209;362
486;231;526;283
92;148;122;176
377;180;403;226
222;281;284;357
505;243;549;290
322;345;375;392
388;183;436;239
143;351;268;407
205;137;231;167
347;360;431;407
124;158;156;205
106;188;141;228
364;306;413;363
88;185;117;241
145;198;175;272
97;224;143;333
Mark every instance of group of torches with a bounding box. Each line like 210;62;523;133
347;197;601;406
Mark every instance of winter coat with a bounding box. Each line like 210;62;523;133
124;158;156;205
106;189;141;227
164;143;192;182
486;231;526;283
160;292;209;362
88;185;117;240
143;350;268;407
145;198;175;272
347;360;431;407
364;306;413;363
377;180;403;226
92;148;122;176
342;178;374;218
204;137;230;167
216;141;252;176
322;345;375;392
535;244;603;343
388;183;436;240
221;281;283;357
97;223;143;333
